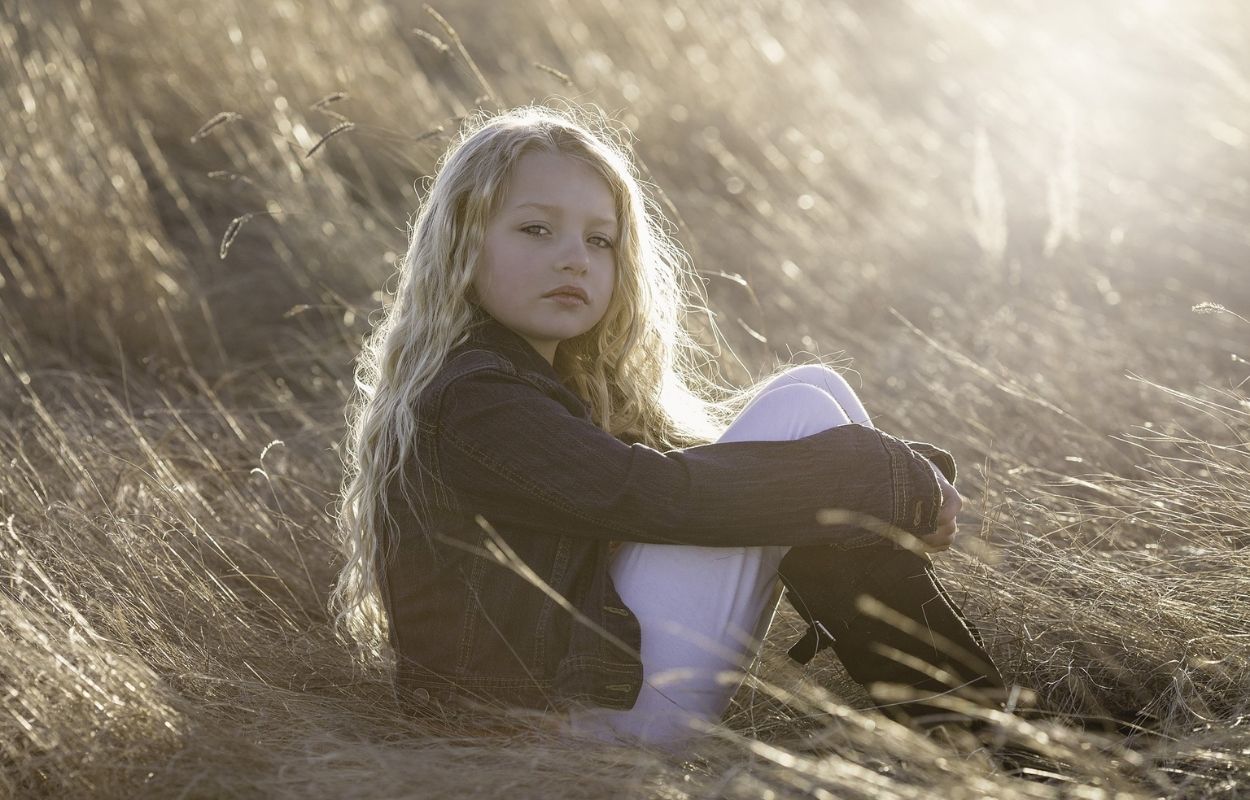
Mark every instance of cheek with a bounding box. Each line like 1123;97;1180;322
474;245;507;292
475;231;510;283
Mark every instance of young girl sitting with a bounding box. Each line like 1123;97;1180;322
332;103;1005;750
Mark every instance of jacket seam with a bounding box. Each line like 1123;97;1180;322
534;535;571;669
457;549;488;675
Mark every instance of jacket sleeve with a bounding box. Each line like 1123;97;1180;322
904;440;957;484
435;367;943;548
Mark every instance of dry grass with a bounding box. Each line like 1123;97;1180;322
2;0;1248;797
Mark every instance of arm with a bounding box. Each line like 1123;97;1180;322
436;367;943;548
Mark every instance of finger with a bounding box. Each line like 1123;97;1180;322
920;529;955;551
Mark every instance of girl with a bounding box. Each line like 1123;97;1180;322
332;103;1004;750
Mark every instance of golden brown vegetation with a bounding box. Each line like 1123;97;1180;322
1;0;1248;797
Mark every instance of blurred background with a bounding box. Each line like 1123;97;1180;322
2;1;1248;797
6;0;1248;456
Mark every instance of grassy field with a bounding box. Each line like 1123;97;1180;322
2;0;1248;796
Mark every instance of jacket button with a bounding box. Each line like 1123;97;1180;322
410;687;431;705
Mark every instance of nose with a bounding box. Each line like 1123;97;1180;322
557;236;591;273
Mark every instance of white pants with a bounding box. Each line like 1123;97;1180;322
565;365;874;750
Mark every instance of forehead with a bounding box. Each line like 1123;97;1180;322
502;150;618;225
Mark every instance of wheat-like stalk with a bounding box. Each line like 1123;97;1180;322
311;92;348;110
1193;301;1250;325
218;212;255;259
423;5;499;108
305;121;356;159
190;111;243;143
411;28;450;54
534;63;575;88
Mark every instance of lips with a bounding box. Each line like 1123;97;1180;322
543;285;589;303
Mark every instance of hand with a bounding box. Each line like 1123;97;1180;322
919;460;961;553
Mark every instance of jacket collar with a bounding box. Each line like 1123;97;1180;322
463;303;563;383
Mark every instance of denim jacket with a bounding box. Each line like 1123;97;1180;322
378;307;946;715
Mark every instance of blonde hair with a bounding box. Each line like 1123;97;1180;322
331;103;771;661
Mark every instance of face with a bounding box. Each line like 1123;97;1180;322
472;149;618;366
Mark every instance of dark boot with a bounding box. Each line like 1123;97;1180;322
778;542;1007;729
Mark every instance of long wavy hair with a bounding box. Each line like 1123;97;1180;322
331;103;775;661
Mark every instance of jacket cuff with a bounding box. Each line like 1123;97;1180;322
904;440;957;484
878;432;943;536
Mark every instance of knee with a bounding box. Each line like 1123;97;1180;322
723;383;852;443
764;364;871;426
754;382;841;411
772;364;857;399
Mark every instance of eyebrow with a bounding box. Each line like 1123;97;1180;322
512;201;617;229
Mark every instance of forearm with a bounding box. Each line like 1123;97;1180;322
438;370;943;547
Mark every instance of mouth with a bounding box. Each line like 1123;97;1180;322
545;294;587;305
543;289;589;303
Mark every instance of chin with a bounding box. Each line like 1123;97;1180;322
535;317;591;336
553;327;595;343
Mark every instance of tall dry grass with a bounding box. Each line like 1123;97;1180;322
2;0;1248;796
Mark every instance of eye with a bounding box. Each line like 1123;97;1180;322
520;224;549;237
589;234;615;249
